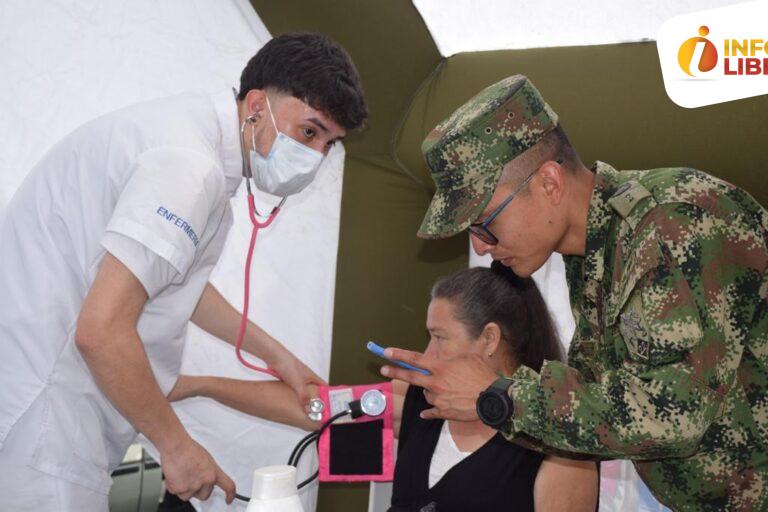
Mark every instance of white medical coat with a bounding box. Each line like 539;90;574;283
0;89;242;494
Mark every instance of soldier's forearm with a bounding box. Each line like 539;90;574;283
505;362;721;459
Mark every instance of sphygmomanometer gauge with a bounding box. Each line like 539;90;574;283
360;389;386;417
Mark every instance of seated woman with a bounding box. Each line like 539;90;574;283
169;262;598;512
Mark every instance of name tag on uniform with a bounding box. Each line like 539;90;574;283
156;206;200;247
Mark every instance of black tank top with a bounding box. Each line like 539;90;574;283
389;386;544;512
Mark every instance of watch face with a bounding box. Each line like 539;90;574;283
479;392;508;426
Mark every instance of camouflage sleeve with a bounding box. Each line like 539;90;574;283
503;201;766;460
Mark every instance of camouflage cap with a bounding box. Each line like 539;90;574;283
417;75;558;239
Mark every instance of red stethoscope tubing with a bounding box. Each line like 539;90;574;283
234;193;281;378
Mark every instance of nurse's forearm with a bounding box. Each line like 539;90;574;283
78;328;188;452
77;253;235;502
75;253;188;453
173;376;319;431
191;283;284;365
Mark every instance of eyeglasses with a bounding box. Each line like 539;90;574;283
468;159;562;246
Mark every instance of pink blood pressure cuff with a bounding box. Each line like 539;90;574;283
317;382;395;482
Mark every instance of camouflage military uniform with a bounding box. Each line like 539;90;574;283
417;75;768;510
506;162;768;511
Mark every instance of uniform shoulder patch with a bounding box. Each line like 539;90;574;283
608;181;656;228
608;181;652;218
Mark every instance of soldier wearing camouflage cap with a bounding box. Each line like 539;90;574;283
382;75;768;511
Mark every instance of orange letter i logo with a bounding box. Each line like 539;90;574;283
678;26;719;76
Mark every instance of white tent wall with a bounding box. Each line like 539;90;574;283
0;0;268;220
414;0;744;56
0;1;342;510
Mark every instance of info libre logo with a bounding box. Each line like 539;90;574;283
678;24;768;77
678;26;718;76
657;2;768;107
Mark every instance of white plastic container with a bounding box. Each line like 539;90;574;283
244;465;305;512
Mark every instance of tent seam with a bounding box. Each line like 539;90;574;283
389;58;446;193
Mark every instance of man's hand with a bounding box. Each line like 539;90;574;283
380;348;497;421
271;348;326;407
160;435;236;504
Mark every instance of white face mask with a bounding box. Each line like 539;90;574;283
249;96;324;197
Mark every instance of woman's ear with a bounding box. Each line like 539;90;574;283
481;322;502;358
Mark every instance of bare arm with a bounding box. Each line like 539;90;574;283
534;457;598;512
169;376;319;431
75;253;234;503
191;283;326;404
170;375;409;436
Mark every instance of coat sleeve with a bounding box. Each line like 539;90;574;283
502;202;767;460
101;147;224;298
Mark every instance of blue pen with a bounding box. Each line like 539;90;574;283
367;341;430;375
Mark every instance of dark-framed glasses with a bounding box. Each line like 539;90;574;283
468;159;562;246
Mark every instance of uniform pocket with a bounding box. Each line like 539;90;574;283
616;263;704;367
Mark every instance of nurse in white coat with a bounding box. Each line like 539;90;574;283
0;33;368;510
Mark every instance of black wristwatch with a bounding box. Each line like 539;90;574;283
476;377;514;429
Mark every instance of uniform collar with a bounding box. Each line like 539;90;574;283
579;161;623;303
211;89;244;197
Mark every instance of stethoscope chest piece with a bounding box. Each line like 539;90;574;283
308;398;325;422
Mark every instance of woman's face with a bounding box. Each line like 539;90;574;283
424;298;487;361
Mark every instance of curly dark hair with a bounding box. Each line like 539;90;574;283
237;32;368;131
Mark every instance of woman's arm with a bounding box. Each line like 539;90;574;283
169;375;319;431
534;456;598;512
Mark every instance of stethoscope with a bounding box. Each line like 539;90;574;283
233;89;286;378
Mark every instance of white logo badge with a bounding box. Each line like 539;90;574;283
657;0;768;108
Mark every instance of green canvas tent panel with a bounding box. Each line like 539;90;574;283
398;45;768;200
